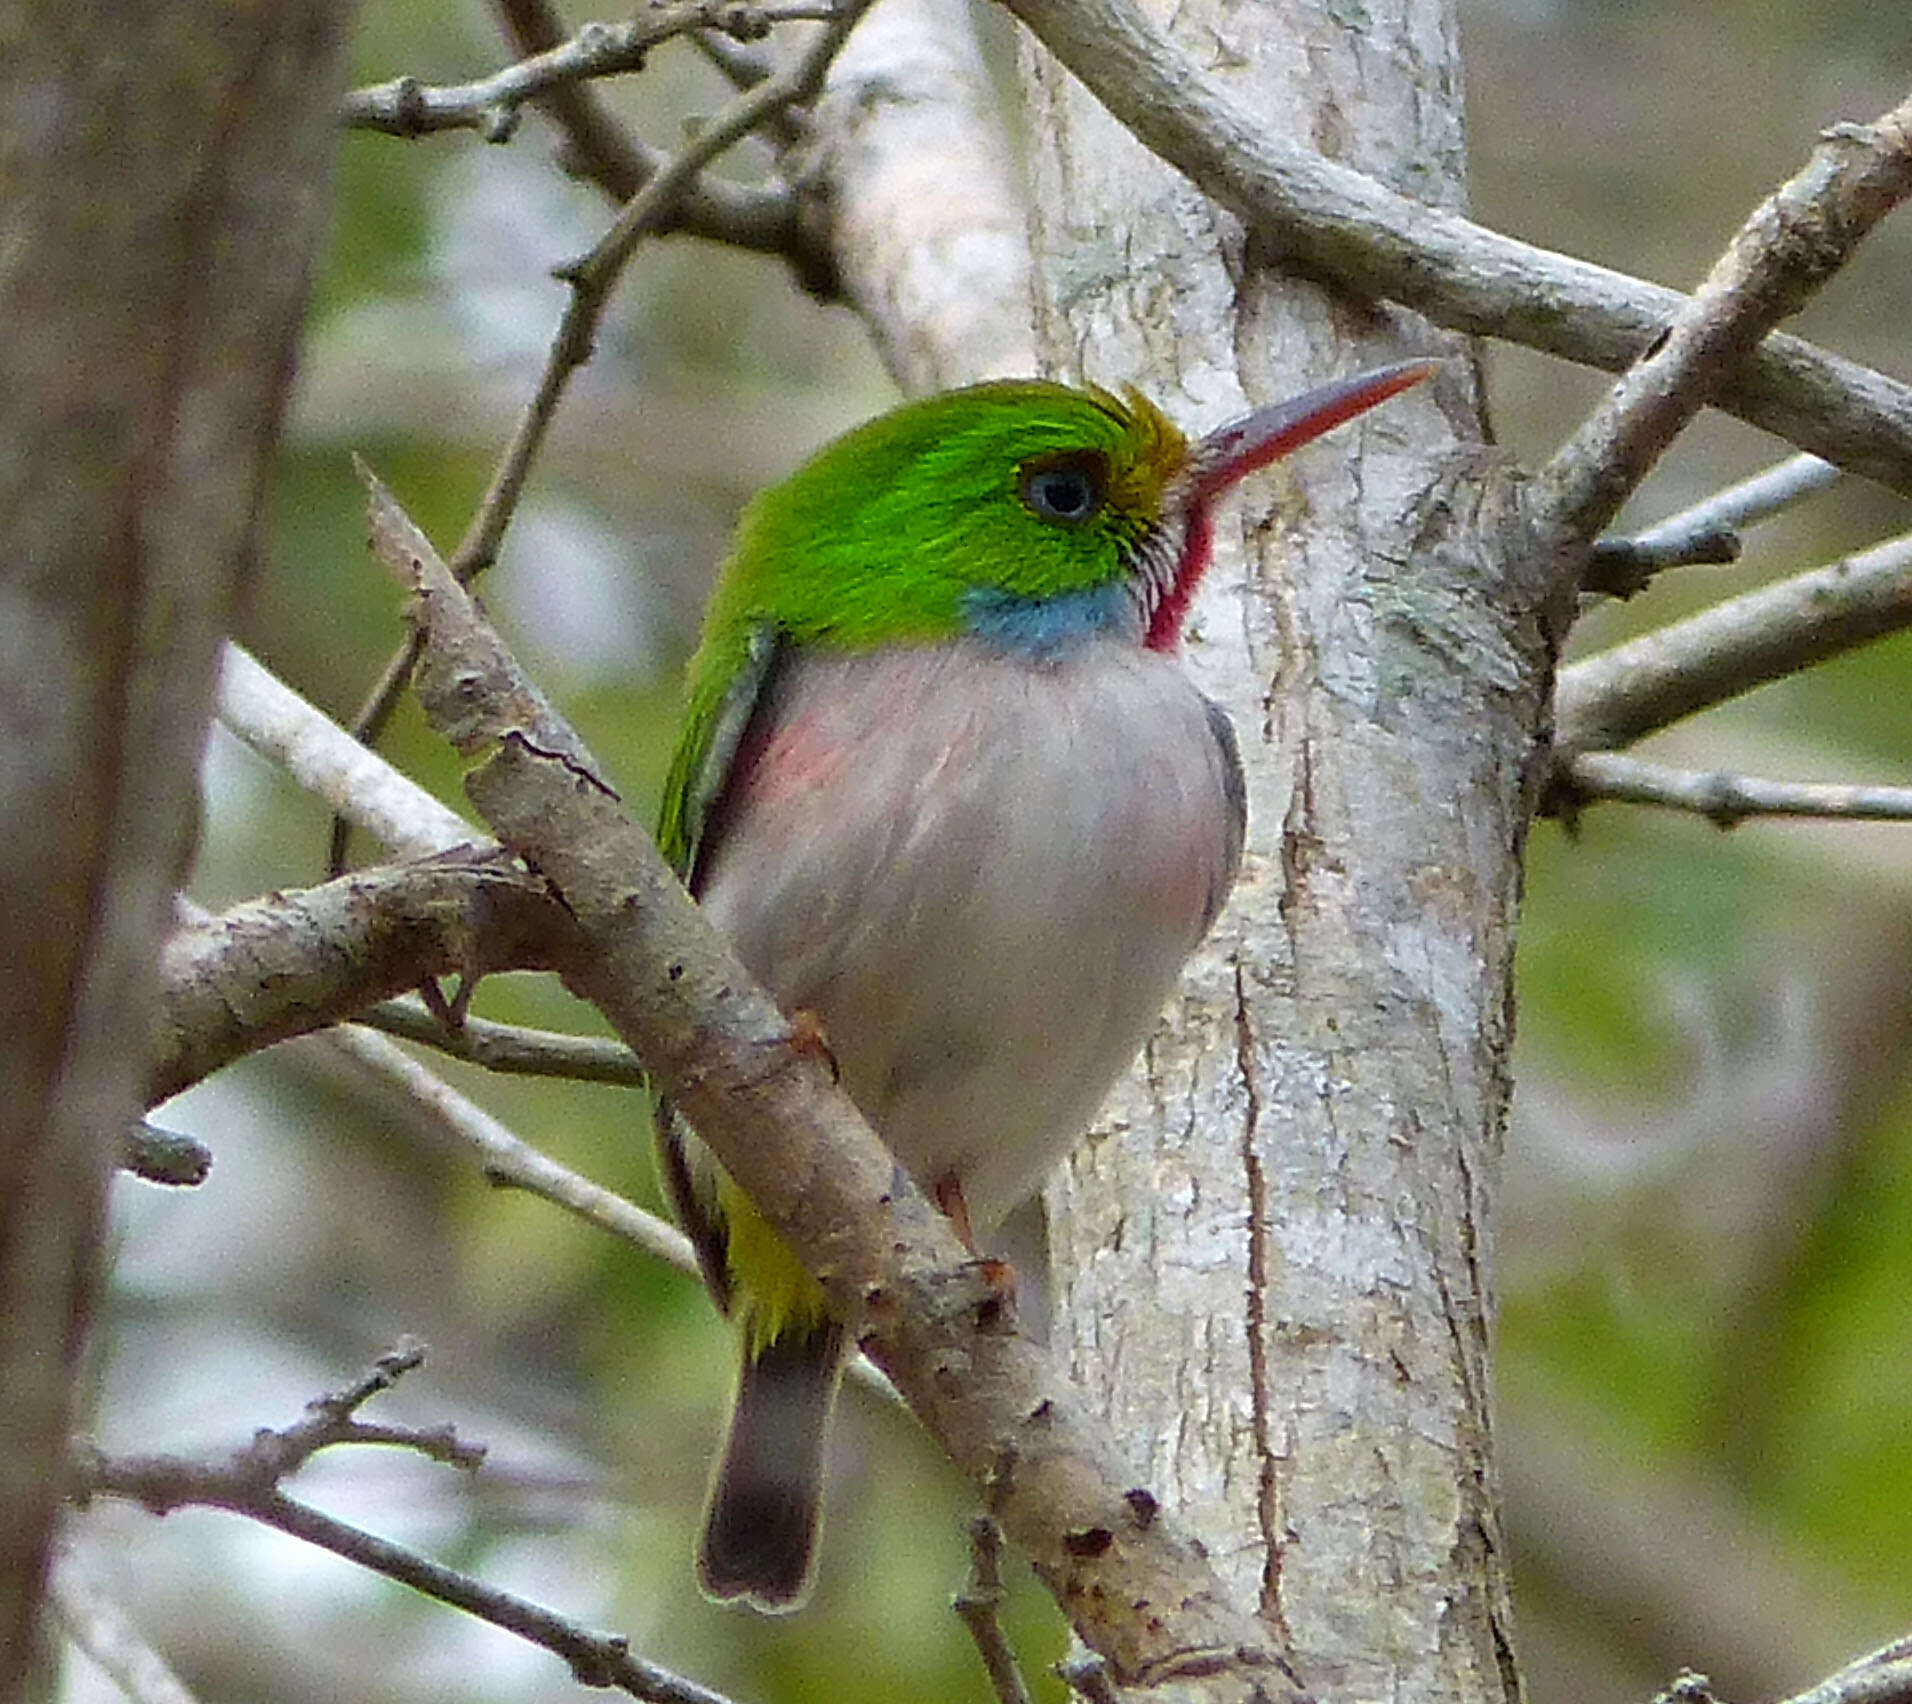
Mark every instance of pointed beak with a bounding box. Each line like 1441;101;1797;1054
1185;358;1442;506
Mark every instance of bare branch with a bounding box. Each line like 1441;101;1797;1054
152;855;563;1104
1633;453;1843;554
370;465;1305;1700
804;0;1038;390
74;1354;736;1704
451;1;874;586
323;1023;697;1277
1534;98;1912;570
119;1121;212;1188
1655;1643;1912;1704
330;9;871;865
1585;453;1843;593
314;1024;905;1415
687;18;804;156
219;643;476;860
999;0;1912;494
1554;532;1912;758
359;994;648;1084
488;0;826;281
1584;529;1743;591
1560;754;1912;827
47;1547;205;1704
953;1514;1035;1704
341;5;837;140
1784;1638;1912;1704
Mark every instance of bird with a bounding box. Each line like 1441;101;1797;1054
654;357;1437;1612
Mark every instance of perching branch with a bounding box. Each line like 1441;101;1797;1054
74;1349;739;1704
367;465;1305;1702
1534;95;1912;578
1000;0;1912;495
1553;532;1912;761
1559;755;1912;827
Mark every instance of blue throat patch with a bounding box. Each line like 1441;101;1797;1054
961;581;1132;660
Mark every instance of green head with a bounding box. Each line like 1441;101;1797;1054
702;380;1187;656
698;361;1439;659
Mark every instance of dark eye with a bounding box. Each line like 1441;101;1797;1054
1018;451;1107;524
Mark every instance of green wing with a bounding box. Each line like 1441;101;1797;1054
654;617;781;1313
656;619;780;886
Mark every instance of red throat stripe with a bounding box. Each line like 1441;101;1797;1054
1145;358;1441;651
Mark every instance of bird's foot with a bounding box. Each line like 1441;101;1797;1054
933;1172;1018;1325
932;1171;978;1252
785;1007;839;1082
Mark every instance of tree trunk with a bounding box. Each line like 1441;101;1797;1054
0;2;354;1687
1020;6;1542;1700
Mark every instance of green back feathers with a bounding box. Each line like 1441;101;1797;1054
656;381;1189;878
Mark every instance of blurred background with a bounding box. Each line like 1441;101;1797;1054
57;2;1912;1701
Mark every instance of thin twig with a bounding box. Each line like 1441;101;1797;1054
953;1514;1035;1704
1584;528;1741;591
328;637;433;875
323;1023;699;1277
488;0;825;278
1586;452;1844;592
1554;531;1912;758
1560;754;1912;827
1534;96;1912;574
359;996;649;1084
48;1546;206;1704
74;1353;737;1704
1786;1636;1912;1704
454;0;870;584
331;7;869;872
999;0;1912;494
120;1121;213;1188
315;1021;902;1404
219;643;476;861
1632;453;1843;553
342;4;837;139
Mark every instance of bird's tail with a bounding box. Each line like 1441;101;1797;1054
698;1317;846;1612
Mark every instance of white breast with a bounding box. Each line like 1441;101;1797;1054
696;637;1243;1229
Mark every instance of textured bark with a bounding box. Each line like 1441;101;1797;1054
809;0;1037;390
0;1;354;1687
1020;6;1543;1702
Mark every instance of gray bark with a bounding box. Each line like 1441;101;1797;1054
1019;6;1541;1700
0;1;354;1687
